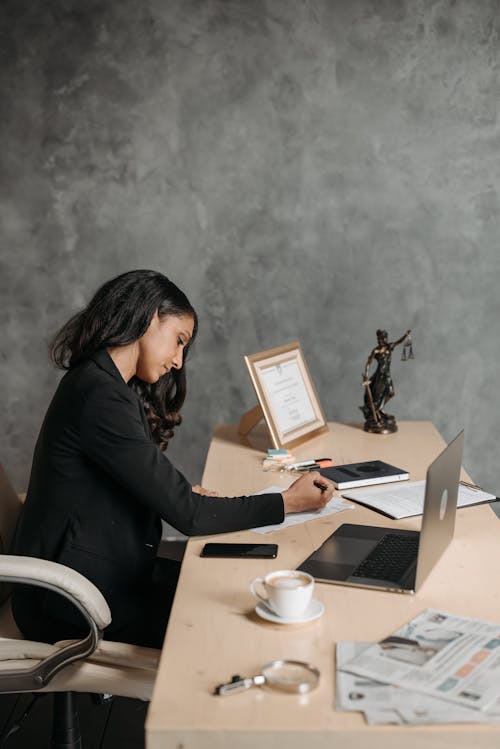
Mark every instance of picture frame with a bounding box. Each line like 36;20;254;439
240;341;328;449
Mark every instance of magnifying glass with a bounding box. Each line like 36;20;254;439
214;659;320;696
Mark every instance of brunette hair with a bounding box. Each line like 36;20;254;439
50;269;197;450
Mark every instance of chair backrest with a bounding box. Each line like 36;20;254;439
0;464;23;604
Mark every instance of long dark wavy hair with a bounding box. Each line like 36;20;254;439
50;270;198;450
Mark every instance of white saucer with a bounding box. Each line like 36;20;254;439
255;599;324;625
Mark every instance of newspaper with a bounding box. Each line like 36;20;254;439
340;609;500;713
336;642;403;724
336;643;500;725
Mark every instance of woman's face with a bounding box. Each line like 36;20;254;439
136;312;195;383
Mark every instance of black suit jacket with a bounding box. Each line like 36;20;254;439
12;350;284;633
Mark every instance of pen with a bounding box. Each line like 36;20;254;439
288;460;316;469
288;458;332;470
459;479;500;501
313;480;328;492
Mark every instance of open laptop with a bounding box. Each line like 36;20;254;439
298;431;464;594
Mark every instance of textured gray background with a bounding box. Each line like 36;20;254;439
1;0;499;501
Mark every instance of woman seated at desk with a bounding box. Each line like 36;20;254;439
12;270;333;649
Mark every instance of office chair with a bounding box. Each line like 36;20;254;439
0;464;161;748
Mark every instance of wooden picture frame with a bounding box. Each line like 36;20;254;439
239;341;328;449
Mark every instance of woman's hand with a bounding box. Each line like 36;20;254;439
281;471;334;514
192;484;220;497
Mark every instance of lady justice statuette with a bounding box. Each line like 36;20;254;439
361;329;414;434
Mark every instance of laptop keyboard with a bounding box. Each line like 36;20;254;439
351;533;419;583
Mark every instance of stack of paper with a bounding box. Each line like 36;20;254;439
336;609;500;725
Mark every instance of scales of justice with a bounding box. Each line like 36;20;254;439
361;329;414;434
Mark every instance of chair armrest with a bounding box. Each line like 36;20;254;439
0;555;112;693
0;638;56;661
0;556;111;630
56;639;160;671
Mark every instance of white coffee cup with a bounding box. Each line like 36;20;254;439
249;569;314;619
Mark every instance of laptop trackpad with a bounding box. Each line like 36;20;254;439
317;536;377;565
298;534;378;581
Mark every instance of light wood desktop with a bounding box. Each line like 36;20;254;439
146;422;500;749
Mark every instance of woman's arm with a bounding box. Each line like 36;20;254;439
80;382;326;535
192;474;334;512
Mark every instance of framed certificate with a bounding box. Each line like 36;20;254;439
240;342;328;449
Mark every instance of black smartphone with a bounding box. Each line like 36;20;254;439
201;543;278;559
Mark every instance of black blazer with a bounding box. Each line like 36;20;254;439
12;350;284;632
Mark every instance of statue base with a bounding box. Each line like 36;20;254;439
363;419;398;434
361;408;398;434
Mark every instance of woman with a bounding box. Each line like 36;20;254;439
12;270;333;648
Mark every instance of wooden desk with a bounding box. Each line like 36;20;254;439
146;422;500;749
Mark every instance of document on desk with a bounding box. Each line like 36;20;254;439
341;480;496;519
250;487;354;534
340;608;500;713
336;642;500;725
336;642;403;725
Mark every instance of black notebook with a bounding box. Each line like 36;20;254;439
319;460;409;490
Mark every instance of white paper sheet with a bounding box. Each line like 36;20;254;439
250;487;354;534
342;480;496;519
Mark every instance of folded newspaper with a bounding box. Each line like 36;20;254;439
336;643;405;724
336;643;500;725
338;609;500;721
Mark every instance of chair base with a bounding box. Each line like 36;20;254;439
50;692;81;749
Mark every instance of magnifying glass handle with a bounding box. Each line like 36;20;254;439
214;674;265;695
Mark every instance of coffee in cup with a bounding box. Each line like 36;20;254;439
250;569;314;619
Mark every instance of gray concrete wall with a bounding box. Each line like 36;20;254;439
2;0;499;500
